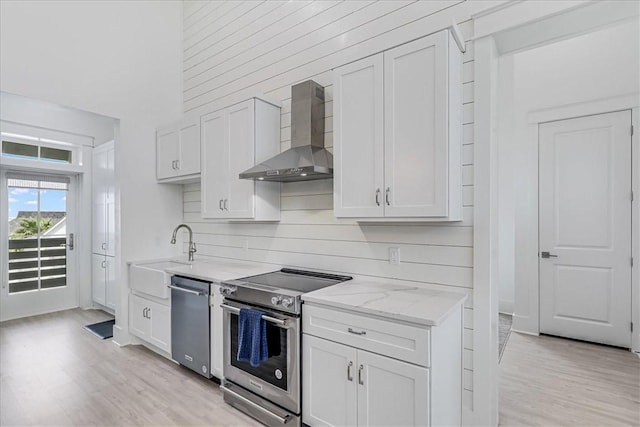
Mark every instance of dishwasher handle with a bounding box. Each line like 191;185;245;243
167;284;205;296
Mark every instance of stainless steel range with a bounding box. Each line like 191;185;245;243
220;268;352;426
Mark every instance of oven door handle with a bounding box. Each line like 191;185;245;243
220;385;291;424
220;304;289;327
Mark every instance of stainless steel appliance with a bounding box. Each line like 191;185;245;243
169;275;211;378
220;268;352;426
239;80;332;182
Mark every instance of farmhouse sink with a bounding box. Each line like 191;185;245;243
129;260;191;299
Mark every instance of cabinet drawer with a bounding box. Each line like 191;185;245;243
303;304;430;367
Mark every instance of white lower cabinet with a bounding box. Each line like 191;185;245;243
303;302;462;427
92;254;115;310
210;283;224;379
357;349;429;426
129;293;171;353
303;335;428;427
303;336;358;426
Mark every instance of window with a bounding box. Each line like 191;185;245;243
1;139;73;164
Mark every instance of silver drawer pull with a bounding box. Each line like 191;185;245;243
220;385;291;424
347;361;353;381
348;327;366;336
358;364;364;385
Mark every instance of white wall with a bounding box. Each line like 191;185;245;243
497;20;640;323
0;0;185;341
179;1;505;420
1;92;116;145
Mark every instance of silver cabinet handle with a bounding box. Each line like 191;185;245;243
101;242;107;250
171;160;176;169
219;199;224;210
347;361;353;382
541;251;558;258
147;308;151;319
143;307;148;318
101;260;106;268
385;187;390;206
348;327;366;336
175;160;180;170
375;188;380;206
220;385;291;425
167;284;204;296
358;364;364;385
224;199;229;211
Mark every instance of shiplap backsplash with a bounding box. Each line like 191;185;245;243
182;0;477;407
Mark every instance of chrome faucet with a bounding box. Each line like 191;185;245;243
171;224;196;262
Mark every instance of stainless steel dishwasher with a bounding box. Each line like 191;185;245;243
169;275;211;378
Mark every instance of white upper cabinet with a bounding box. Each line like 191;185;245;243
201;98;281;221
334;29;462;221
156;119;200;183
333;54;385;218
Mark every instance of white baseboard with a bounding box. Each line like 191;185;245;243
112;324;131;346
499;300;514;315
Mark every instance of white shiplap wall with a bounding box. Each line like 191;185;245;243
182;0;479;409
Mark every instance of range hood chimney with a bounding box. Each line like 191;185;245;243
239;80;332;182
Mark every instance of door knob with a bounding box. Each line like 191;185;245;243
541;251;558;258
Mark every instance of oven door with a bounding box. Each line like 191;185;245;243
222;299;300;414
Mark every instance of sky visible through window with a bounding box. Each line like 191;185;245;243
8;188;66;219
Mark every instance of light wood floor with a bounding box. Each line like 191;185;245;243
2;310;639;426
0;308;261;426
499;332;640;426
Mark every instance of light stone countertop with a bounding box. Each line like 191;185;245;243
301;278;467;326
164;259;277;283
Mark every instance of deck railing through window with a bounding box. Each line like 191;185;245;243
8;237;67;293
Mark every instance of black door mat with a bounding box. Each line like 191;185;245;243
84;319;115;339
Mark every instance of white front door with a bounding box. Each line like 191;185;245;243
539;110;632;347
1;172;78;321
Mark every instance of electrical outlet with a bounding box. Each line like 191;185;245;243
389;247;400;265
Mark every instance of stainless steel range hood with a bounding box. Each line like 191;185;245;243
239;80;332;182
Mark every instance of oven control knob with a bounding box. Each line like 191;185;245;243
271;296;282;306
281;297;294;308
221;286;236;296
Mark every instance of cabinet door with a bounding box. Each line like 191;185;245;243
201;109;228;218
105;256;116;310
210;284;224;379
226;100;255;218
92;147;107;254
357;349;429;427
148;301;171;353
384;31;449;217
92;254;106;306
178;120;201;175
334;54;385;218
156;127;180;180
105;146;116;256
303;335;357;427
129;294;150;339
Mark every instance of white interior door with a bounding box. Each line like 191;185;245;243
1;172;78;321
539;110;632;347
